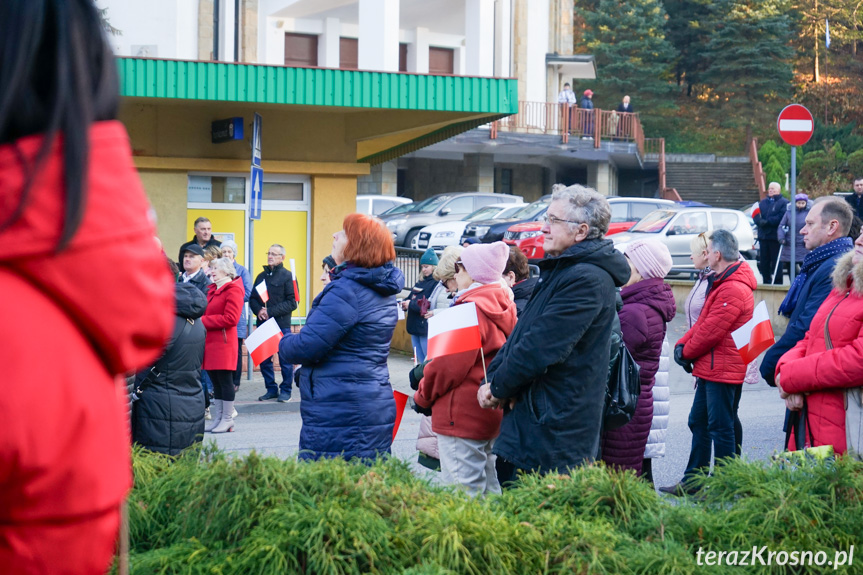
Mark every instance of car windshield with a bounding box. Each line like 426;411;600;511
381;203;415;215
496;205;526;218
465;206;504;221
413;195;451;213
512;201;548;219
630;210;675;233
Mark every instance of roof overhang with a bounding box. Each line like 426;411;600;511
117;57;517;165
545;54;596;80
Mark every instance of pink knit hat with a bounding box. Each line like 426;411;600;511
624;239;673;280
460;241;510;284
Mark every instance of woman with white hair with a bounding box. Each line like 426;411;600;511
219;240;252;390
202;258;245;433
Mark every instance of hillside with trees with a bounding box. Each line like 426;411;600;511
574;0;863;193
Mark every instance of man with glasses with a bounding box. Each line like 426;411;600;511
249;244;298;402
477;184;630;482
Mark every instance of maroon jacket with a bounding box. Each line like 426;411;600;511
678;262;757;384
414;284;517;440
202;278;244;370
778;252;863;454
602;278;676;472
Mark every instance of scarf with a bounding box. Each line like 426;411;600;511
214;275;232;290
778;236;854;317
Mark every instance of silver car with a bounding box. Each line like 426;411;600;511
611;207;756;268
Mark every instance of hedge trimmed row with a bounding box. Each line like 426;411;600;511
120;444;863;574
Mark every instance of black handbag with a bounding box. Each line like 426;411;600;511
604;343;641;430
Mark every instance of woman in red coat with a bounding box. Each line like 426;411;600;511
777;231;863;454
0;2;175;572
202;258;245;433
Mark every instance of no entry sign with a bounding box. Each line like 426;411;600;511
777;104;814;147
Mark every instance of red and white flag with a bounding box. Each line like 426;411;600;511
751;201;761;219
245;317;283;366
289;258;301;304
427;302;482;360
732;301;775;364
255;280;268;303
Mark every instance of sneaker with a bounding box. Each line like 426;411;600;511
205;407;212;420
278;391;292;403
258;391;279;401
658;482;700;497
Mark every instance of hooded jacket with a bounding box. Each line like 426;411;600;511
414;283;517;440
778;203;811;262
279;263;405;461
487;238;631;473
777;251;863;454
678;261;757;384
0;121;174;573
601;278;676;473
132;282;207;455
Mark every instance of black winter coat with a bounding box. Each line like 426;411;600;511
249;262;298;331
488;238;630;473
512;276;539;317
754;196;789;241
131;282;206;455
183;268;212;295
405;274;437;336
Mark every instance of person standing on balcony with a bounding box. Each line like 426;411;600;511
754;182;789;284
580;89;595;139
557;83;577;136
617;95;634;113
557;83;577;105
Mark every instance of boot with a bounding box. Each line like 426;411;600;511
205;399;223;432
211;400;235;433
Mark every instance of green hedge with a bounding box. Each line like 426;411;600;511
120;445;863;574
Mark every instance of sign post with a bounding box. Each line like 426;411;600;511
247;113;263;379
776;104;815;283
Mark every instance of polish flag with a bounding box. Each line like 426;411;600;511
245;317;283;366
751;201;761;219
427;302;482;360
289;258;300;304
732;301;775;364
392;390;409;443
255;280;268;303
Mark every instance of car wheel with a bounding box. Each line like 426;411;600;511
405;229;421;248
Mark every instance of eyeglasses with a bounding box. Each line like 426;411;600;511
267;251;283;257
454;260;464;273
540;213;581;226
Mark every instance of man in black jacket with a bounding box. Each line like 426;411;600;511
177;216;221;267
754;182;789;284
180;244;212;294
845;177;863;220
249;243;298;401
478;184;630;482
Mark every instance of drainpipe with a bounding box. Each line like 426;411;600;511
234;0;240;61
213;0;220;60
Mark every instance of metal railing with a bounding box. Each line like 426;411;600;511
394;247;424;290
749;138;766;199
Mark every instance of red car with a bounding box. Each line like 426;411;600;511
503;197;677;261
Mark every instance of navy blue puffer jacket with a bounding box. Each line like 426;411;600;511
279;262;404;461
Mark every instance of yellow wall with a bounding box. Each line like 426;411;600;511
251;211;309;313
311;176;357;296
139;170;188;257
184;210;248;266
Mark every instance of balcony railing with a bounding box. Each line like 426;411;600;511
490;101;643;153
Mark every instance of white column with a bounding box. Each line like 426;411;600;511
358;0;399;72
525;0;549;102
219;0;236;61
494;0;511;77
408;27;429;73
319;17;340;68
465;0;495;76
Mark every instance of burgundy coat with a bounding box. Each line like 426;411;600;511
602;278;676;473
778;252;863;454
202;279;244;370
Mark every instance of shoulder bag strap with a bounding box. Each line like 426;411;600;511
823;292;850;351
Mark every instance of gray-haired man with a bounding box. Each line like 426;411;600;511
477;184;630;483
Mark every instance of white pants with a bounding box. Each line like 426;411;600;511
438;435;501;496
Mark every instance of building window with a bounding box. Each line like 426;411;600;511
340;37;358;70
500;169;513;196
429;47;454;74
187;176;245;204
284;33;318;67
263;182;304;202
399;43;408;72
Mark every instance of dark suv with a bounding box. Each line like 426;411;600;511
461;196;551;244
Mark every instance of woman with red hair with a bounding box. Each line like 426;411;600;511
279;213;405;460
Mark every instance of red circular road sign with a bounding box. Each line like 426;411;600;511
777;104;814;147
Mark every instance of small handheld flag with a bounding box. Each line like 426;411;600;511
427;302;482;360
245;317;283;366
732;301;775;364
289;258;300;304
255;280;269;303
392;391;409;443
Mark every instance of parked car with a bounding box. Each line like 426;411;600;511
379;192;523;247
503;196;678;260
611;207;756;268
412;203;526;251
461;196;551;244
356;194;412;216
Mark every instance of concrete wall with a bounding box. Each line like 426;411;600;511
403;158;466;200
139;170;189;254
494;163;548;202
99;0;198;59
311;176;357;295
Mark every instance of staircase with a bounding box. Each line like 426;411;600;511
665;157;760;209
